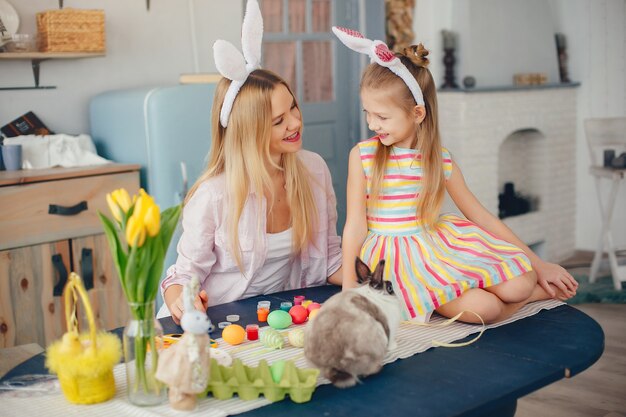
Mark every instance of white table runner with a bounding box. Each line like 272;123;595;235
0;300;563;417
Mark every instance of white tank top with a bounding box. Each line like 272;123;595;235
241;228;293;298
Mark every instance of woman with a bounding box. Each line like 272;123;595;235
160;69;342;324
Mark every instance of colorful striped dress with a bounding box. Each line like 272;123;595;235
358;138;532;322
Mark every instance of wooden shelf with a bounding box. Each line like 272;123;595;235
0;52;104;60
0;52;105;90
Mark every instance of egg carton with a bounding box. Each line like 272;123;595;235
201;358;319;403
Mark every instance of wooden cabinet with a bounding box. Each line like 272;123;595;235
0;164;140;348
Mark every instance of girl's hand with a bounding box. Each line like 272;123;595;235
534;260;578;300
169;289;209;325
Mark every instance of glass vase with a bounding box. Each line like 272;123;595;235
123;301;166;406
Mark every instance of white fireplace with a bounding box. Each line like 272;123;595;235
438;85;578;262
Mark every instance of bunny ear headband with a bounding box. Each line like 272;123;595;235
331;26;424;106
213;0;264;128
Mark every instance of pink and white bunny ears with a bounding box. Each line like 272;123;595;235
213;0;264;128
332;26;424;106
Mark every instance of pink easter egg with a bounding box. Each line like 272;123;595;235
307;302;321;313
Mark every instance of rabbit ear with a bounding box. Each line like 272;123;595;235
354;257;372;284
182;283;194;313
370;259;386;290
214;40;249;82
241;0;263;70
332;26;373;55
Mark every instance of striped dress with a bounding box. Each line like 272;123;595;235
358;138;532;322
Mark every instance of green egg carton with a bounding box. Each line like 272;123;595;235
201;358;320;403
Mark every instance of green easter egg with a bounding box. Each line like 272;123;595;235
270;360;286;383
267;310;292;329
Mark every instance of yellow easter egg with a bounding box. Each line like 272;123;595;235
308;308;321;321
288;328;305;347
222;324;246;345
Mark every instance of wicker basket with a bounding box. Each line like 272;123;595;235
37;8;105;52
45;272;121;404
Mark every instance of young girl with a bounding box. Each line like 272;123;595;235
335;27;577;324
159;1;342;324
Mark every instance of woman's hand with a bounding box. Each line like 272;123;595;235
534;260;578;300
164;285;209;325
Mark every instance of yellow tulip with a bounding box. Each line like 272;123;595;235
132;189;156;223
126;215;146;247
112;188;132;213
106;188;133;223
106;193;122;222
144;204;160;237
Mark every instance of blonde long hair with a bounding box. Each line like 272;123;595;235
186;69;318;271
361;44;444;229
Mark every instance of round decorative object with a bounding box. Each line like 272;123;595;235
307;308;321;321
261;328;284;349
222;324;246;345
267;310;292;329
463;76;476;89
288;305;308;324
306;302;321;313
287;328;305;348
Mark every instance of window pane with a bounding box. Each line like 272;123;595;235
289;0;306;33
263;42;297;95
261;0;283;32
312;0;331;32
302;41;333;102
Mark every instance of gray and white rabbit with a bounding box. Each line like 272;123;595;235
304;258;402;388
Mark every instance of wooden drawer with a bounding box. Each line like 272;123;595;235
0;172;139;250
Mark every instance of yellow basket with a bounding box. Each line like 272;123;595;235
46;272;121;404
36;8;105;52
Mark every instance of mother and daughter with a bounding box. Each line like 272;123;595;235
159;0;576;325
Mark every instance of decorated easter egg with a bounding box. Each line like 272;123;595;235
307;302;321;313
267;310;293;329
288;328;305;347
289;305;308;324
261;328;284;349
270;360;286;383
301;300;313;309
308;308;321;321
210;347;233;366
222;324;246;345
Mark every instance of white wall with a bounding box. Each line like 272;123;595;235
414;0;626;252
0;0;242;134
2;0;625;251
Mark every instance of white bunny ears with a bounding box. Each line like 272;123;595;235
213;0;264;128
332;26;424;106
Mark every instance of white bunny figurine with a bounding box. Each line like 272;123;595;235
156;276;212;411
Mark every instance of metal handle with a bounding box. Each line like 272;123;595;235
48;201;88;216
52;254;68;296
81;248;94;290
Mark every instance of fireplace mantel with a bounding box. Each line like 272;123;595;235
438;86;577;262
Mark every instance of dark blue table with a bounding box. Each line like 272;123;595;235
3;285;604;417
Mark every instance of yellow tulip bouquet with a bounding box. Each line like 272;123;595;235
98;188;181;404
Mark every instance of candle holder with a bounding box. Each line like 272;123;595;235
555;33;570;83
441;48;459;89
